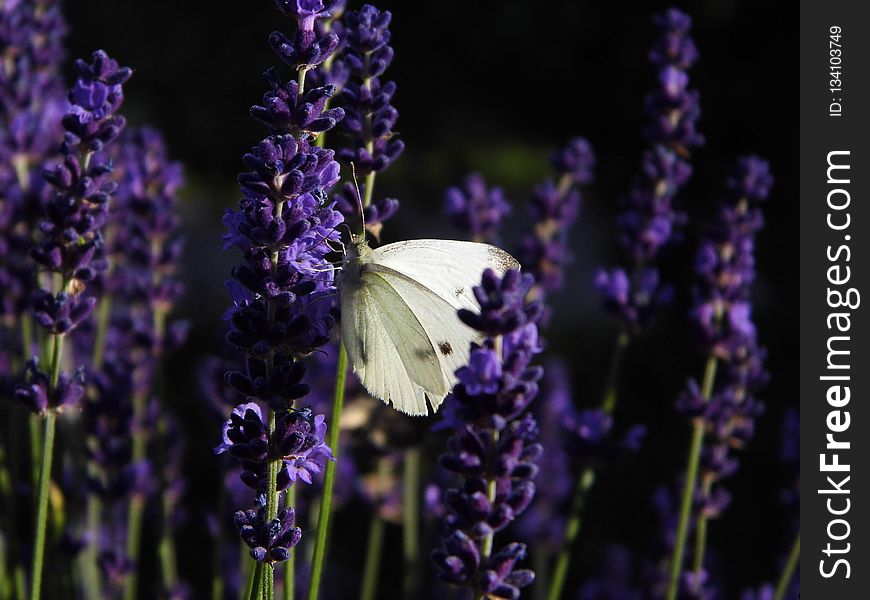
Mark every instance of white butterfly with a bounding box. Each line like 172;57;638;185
337;235;519;416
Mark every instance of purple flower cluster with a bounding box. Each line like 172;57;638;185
596;8;702;330
335;4;403;230
217;2;341;564
683;157;772;510
310;2;349;91
444;173;511;243
15;50;131;414
432;269;543;599
271;0;341;69
518;137;595;296
0;0;67;327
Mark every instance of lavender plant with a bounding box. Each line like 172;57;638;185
216;2;344;598
0;4;68;593
14;49;131;600
664;156;773;599
595;6;703;351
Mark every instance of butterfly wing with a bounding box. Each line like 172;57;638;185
344;239;519;414
340;269;448;416
368;239;520;313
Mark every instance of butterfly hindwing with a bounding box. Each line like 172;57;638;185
366;266;484;411
340;270;445;416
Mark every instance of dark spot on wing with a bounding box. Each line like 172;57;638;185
438;341;453;356
357;339;367;364
454;287;465;298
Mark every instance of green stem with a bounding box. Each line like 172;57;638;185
28;417;40;491
239;543;252;600
28;412;56;600
402;448;421;598
263;409;278;600
476;430;500;600
546;467;595;600
306;344;347;600
690;476;713;589
284;486;296;600
247;561;263;600
90;296;112;370
363;168;375;211
772;533;799;600
532;548;550;600
123;389;148;600
359;515;385;600
13;565;25;600
81;495;103;599
159;500;178;594
665;356;718;600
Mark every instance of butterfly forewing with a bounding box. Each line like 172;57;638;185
367;240;519;311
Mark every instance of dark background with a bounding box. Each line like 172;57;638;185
62;0;797;596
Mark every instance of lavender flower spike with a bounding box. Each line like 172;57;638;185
17;50;131;414
432;269;543;599
667;155;773;598
218;0;343;580
0;0;67;334
596;8;702;331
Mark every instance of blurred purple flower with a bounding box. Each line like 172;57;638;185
444;173;511;243
598;8;702;330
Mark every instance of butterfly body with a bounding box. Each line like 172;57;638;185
337;236;518;416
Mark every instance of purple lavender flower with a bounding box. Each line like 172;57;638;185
250;67;345;137
15;359;84;413
307;1;349;90
444;173;511;243
432;269;542;599
337;4;404;193
596;8;702;330
667;156;773;597
0;0;67;331
218;4;343;566
15;50;130;414
270;0;341;69
235;499;303;563
518;137;594;297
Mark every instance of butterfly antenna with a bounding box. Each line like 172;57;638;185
350;162;365;237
